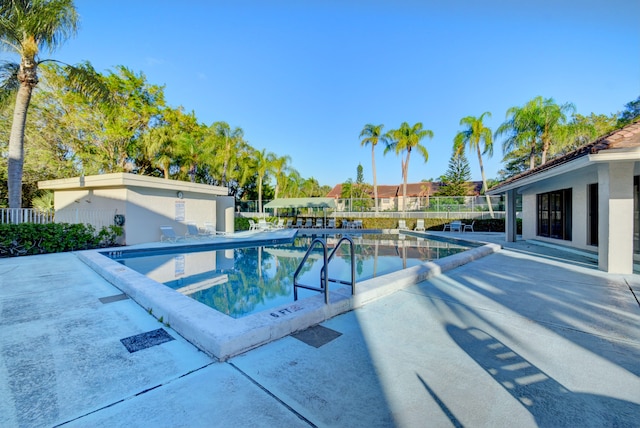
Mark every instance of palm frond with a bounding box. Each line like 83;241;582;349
0;60;19;107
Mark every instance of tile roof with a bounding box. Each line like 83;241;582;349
490;120;640;192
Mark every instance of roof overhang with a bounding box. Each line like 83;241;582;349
488;147;640;195
39;173;229;196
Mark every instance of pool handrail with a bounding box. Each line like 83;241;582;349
293;236;356;304
293;237;329;303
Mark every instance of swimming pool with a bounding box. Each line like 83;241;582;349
80;229;500;359
111;234;470;318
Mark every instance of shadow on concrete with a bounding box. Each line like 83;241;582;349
446;324;639;427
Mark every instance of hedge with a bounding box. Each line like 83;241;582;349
0;223;123;258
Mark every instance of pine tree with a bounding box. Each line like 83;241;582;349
436;151;472;196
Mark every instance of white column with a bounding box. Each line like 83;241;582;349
597;162;634;273
505;189;517;242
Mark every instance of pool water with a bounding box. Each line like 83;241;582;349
114;234;470;318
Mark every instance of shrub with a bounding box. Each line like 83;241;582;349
0;223;123;258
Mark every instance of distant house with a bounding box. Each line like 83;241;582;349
326;181;484;211
488;120;640;274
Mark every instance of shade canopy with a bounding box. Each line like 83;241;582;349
264;197;336;209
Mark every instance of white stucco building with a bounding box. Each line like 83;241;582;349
39;173;235;245
488;120;640;274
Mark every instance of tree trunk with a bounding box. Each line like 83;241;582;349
8;83;35;209
371;146;378;213
258;177;263;214
477;145;494;218
402;151;411;213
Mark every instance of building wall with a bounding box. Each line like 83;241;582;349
50;182;234;245
520;167;598;252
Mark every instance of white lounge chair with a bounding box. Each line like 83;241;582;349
314;218;323;228
248;219;258;230
463;220;475;232
160;226;184;242
286;219;293;228
257;219;273;230
303;218;313;228
186;222;206;239
274;218;285;229
295;218;303;228
415;219;425;231
327;218;336;228
398;220;408;230
204;221;230;236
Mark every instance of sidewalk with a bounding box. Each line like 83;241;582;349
1;234;638;427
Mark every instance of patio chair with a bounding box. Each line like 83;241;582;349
186;222;206;239
160;226;184;243
286;219;293;228
303;218;313;228
354;220;363;229
450;221;463;232
415;219;425;231
463;220;475;232
295;218;303;228
274;218;285;229
257;219;273;230
327;218;336;228
342;220;351;229
204;221;230;236
314;218;323;228
398;220;408;230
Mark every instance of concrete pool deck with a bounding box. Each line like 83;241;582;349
1;232;639;427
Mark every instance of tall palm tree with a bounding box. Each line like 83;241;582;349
454;112;494;217
536;96;575;164
359;123;387;213
212;121;244;188
1;0;79;208
495;102;539;170
496;96;575;171
384;122;433;212
272;154;292;200
254;149;276;214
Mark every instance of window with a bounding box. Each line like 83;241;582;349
537;188;572;240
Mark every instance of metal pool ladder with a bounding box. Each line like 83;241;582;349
293;236;356;304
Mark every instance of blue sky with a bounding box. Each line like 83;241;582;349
52;0;639;187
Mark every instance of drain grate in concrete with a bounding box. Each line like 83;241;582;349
120;328;175;353
291;325;342;348
99;293;129;304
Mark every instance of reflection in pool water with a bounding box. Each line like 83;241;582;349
116;234;469;318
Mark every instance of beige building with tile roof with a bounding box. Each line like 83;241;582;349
488;120;640;273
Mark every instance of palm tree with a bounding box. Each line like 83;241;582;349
254;149;276;214
495;102;539;170
384;122;433;212
496;96;575;171
359;124;387;213
212;121;244;188
536;96;575;164
1;0;79;208
454;112;494;217
272;154;292;200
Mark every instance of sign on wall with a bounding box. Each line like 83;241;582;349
175;200;185;221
